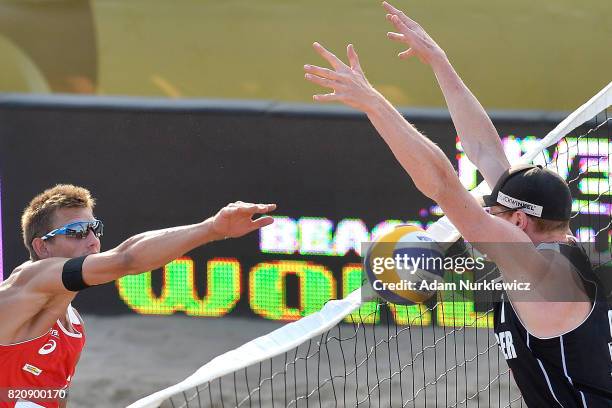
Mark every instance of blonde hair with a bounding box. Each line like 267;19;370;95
531;217;570;233
21;184;95;260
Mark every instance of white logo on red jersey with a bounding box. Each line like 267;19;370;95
50;329;59;338
22;363;43;376
38;339;57;355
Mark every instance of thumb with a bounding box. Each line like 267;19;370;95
251;216;274;230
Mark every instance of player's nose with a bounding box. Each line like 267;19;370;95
85;229;101;252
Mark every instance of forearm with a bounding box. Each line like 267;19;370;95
364;92;457;201
430;57;510;186
116;218;221;275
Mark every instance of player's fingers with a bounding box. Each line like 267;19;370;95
389;15;412;35
305;73;339;90
397;13;419;30
382;2;419;30
346;44;363;74
390;17;422;46
386;14;412;39
381;1;402;16
398;49;416;59
235;203;276;214
251;216;275;229
387;13;419;39
303;64;342;81
228;201;251;210
385;13;403;30
234;204;257;214
386;32;407;44
312;42;347;71
253;203;277;213
313;93;339;103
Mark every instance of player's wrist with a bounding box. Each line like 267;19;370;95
361;89;387;115
201;218;225;242
428;52;450;71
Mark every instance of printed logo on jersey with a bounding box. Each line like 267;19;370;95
495;331;517;360
50;329;59;338
22;363;43;376
38;339;57;355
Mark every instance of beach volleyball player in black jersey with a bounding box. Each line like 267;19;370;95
303;2;612;406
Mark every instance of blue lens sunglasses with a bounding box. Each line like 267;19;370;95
40;220;104;241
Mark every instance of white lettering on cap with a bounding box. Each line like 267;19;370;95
496;192;543;217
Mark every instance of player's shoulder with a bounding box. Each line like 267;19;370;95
0;261;32;293
1;258;75;302
543;238;595;276
8;258;68;284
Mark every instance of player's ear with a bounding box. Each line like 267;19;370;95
514;211;529;231
32;237;50;259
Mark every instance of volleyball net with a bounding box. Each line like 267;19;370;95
128;82;612;408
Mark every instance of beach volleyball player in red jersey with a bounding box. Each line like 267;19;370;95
0;185;276;407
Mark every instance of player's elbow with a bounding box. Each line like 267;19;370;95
462;140;492;168
110;235;142;276
108;244;139;277
121;246;154;277
120;251;139;276
422;163;458;202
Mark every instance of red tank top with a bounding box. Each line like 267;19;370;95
0;306;86;408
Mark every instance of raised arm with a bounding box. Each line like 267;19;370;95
304;44;589;336
382;1;510;187
304;42;520;246
25;201;276;293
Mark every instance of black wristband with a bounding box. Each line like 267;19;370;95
62;256;90;292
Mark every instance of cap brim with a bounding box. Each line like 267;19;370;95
481;194;497;207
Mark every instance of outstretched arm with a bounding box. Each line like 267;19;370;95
25;201;276;292
382;1;510;187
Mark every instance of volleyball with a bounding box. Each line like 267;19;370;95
364;224;445;305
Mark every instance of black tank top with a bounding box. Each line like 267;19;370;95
493;242;612;407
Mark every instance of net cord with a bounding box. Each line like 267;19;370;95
127;81;612;408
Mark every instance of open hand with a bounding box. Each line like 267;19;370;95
304;42;379;112
382;1;446;65
211;201;276;239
